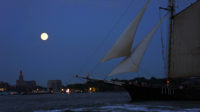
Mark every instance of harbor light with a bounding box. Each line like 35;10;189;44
66;88;70;94
89;87;96;93
92;87;96;92
0;88;5;92
166;80;170;84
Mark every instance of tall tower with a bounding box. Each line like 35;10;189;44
19;70;24;81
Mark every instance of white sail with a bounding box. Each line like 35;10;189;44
108;15;166;76
169;1;200;78
101;0;150;62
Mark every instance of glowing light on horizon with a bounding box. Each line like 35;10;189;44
89;87;96;93
66;88;70;94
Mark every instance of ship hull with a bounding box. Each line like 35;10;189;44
123;84;200;101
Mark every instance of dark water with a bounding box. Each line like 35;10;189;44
0;92;200;112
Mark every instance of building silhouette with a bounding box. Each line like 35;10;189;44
16;70;36;89
47;80;62;92
0;81;9;92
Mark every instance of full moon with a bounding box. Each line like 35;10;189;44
40;32;48;40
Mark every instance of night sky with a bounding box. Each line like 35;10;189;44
0;0;196;86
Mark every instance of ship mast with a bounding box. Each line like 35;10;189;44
168;0;174;78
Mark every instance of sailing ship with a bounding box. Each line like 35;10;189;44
77;0;200;100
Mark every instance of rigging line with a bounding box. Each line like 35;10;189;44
159;1;169;76
159;9;165;61
141;13;169;78
136;0;158;78
78;0;137;75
